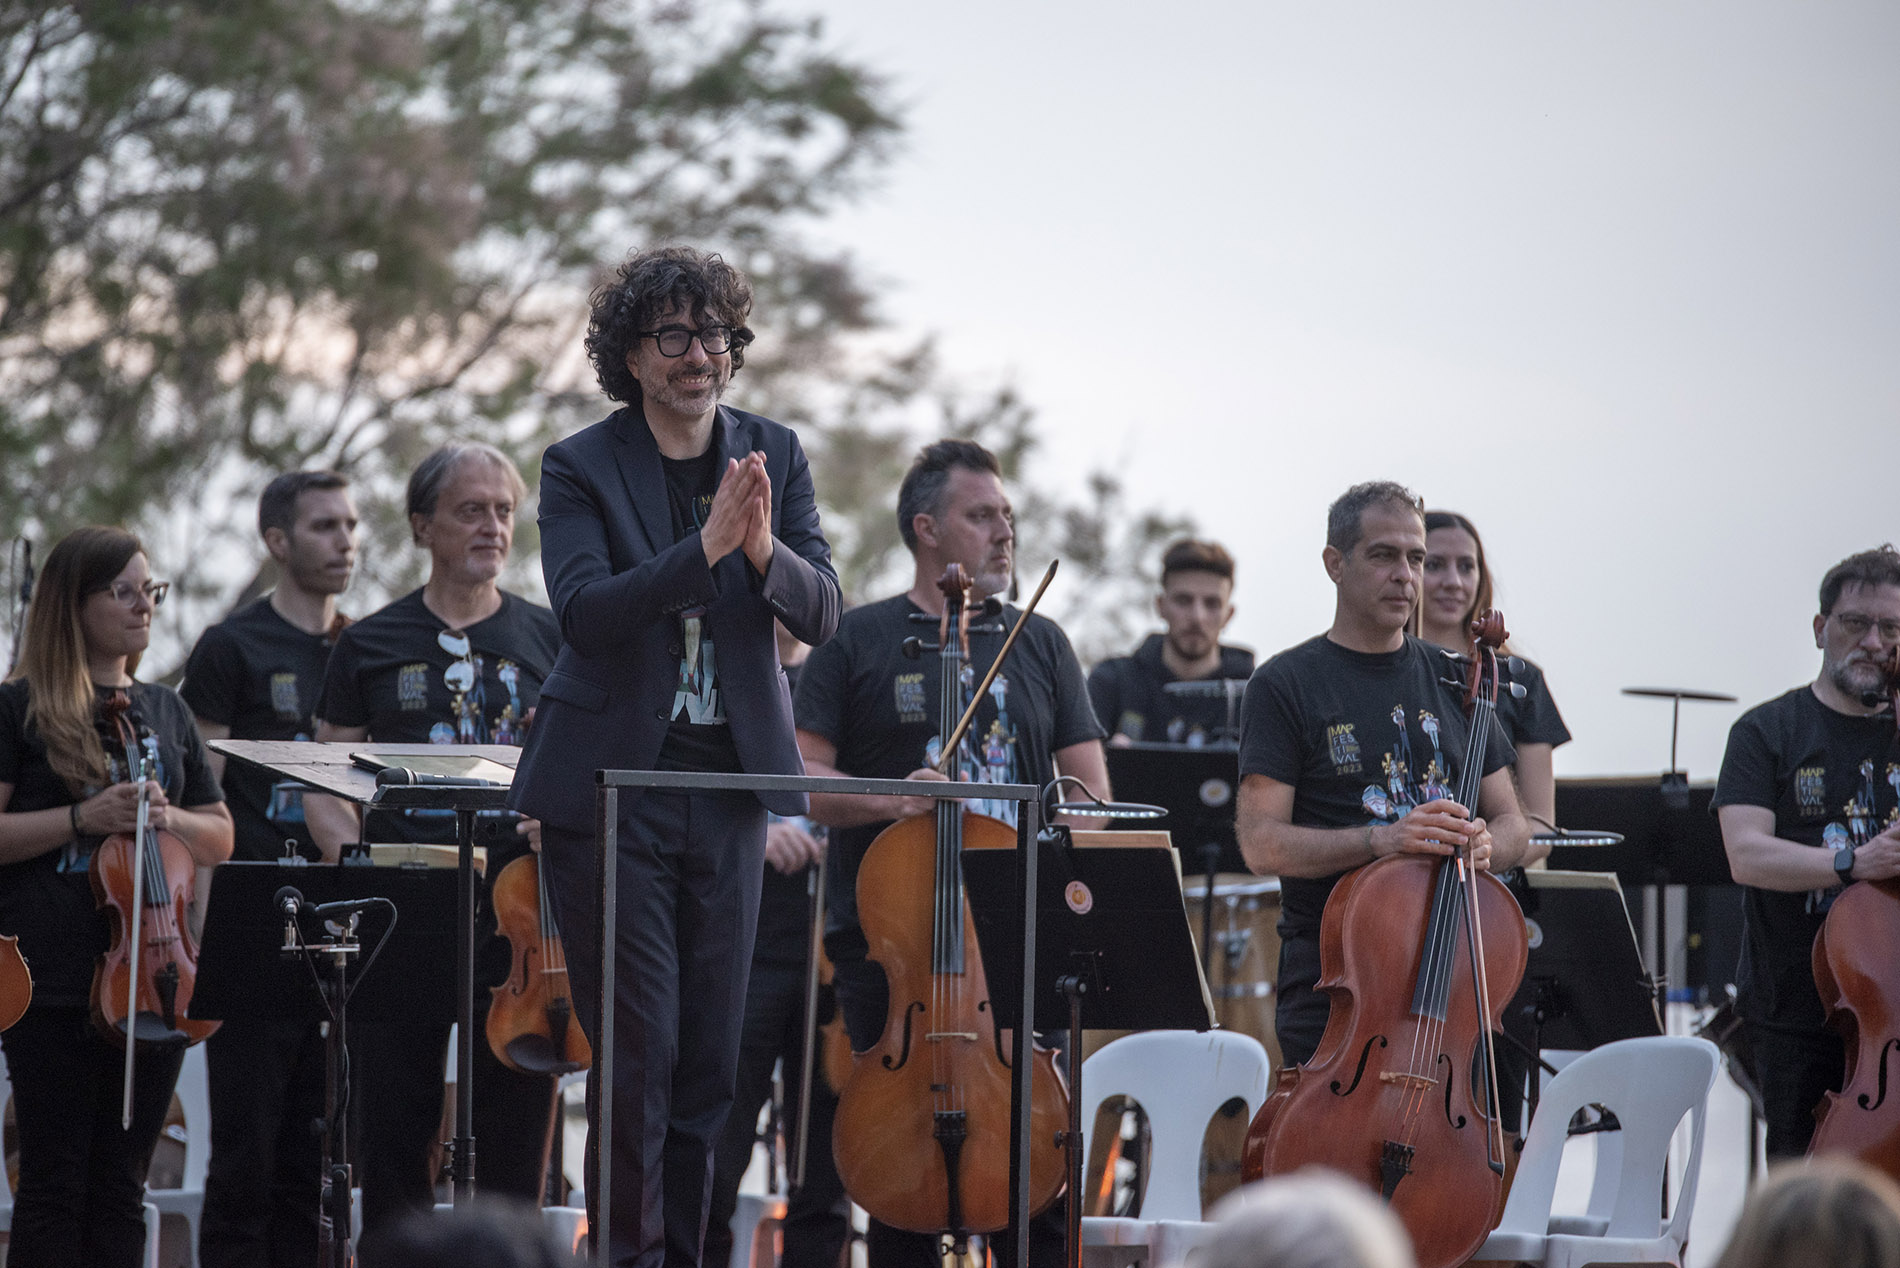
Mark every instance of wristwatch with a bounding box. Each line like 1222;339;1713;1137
1835;844;1858;886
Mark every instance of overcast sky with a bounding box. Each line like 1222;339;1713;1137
797;1;1900;782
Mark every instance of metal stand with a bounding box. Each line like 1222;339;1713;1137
303;912;363;1268
592;770;1042;1268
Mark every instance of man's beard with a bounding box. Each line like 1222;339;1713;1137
1829;656;1885;701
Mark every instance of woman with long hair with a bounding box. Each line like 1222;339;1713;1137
0;526;232;1267
1414;510;1571;829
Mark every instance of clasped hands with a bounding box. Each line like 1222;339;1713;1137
1371;798;1494;872
700;451;774;573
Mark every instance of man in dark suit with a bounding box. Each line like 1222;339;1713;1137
509;246;841;1268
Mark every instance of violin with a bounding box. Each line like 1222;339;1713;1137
830;564;1069;1254
1241;612;1529;1268
485;850;590;1075
1808;644;1900;1174
91;693;217;1122
0;934;30;1031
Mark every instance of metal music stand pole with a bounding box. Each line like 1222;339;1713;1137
311;913;362;1268
452;805;478;1205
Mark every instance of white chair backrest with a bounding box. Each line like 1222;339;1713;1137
173;1041;212;1191
1079;1031;1272;1221
1496;1036;1719;1243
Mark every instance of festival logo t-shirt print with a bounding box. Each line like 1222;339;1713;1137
672;612;725;725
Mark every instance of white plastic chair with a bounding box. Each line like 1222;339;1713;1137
147;1040;211;1267
1077;1031;1273;1268
1473;1035;1719;1268
1;1044;162;1267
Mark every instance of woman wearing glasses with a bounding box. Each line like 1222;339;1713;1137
0;526;232;1267
306;442;563;1238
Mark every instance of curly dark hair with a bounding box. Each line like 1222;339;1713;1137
585;246;757;405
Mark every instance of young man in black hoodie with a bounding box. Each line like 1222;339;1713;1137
1088;538;1253;747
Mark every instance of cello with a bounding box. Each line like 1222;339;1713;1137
486;851;591;1075
1241;612;1528;1268
1808;643;1900;1173
91;692;218;1126
830;564;1069;1256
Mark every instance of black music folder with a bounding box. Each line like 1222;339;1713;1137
961;831;1214;1033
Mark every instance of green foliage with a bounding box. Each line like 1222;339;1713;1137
0;0;896;563
0;0;1187;672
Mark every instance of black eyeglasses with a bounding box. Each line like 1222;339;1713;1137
638;325;734;358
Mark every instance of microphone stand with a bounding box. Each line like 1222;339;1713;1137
280;895;365;1268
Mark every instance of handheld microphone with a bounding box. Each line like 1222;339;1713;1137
374;767;504;789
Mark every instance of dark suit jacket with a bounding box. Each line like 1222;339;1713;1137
508;402;840;831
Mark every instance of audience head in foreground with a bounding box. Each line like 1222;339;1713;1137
1712;1157;1900;1268
1198;1169;1415;1268
362;1198;578;1268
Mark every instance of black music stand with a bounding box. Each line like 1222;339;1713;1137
1104;745;1242;878
963;827;1214;1268
1508;870;1661;1126
208;740;514;1206
195;860;457;1267
1105;745;1243;980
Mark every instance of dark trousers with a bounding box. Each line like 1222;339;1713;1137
544;789;767;1268
1274;934;1328;1069
1;1003;184;1268
352;1001;559;1238
830;955;1065;1268
1749;1021;1842;1159
199;1014;326;1268
704;962;848;1268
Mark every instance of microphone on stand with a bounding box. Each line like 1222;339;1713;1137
373;767;504;789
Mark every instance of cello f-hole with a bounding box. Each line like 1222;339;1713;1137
1858;1038;1900;1112
1436;1052;1466;1129
882;1001;924;1071
1331;1035;1388;1097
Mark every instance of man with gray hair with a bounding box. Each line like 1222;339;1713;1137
310;441;564;1239
1235;480;1535;1067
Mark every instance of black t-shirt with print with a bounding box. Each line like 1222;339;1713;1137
794;593;1105;961
317;588;558;845
1713;686;1900;1033
1494;656;1571;751
658;448;739;774
1087;634;1256;746
0;680;222;1005
316;588;558;990
181;596;339;862
1237;634;1515;944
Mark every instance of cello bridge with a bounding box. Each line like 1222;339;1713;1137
926;1031;979;1042
1378;1072;1438;1090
